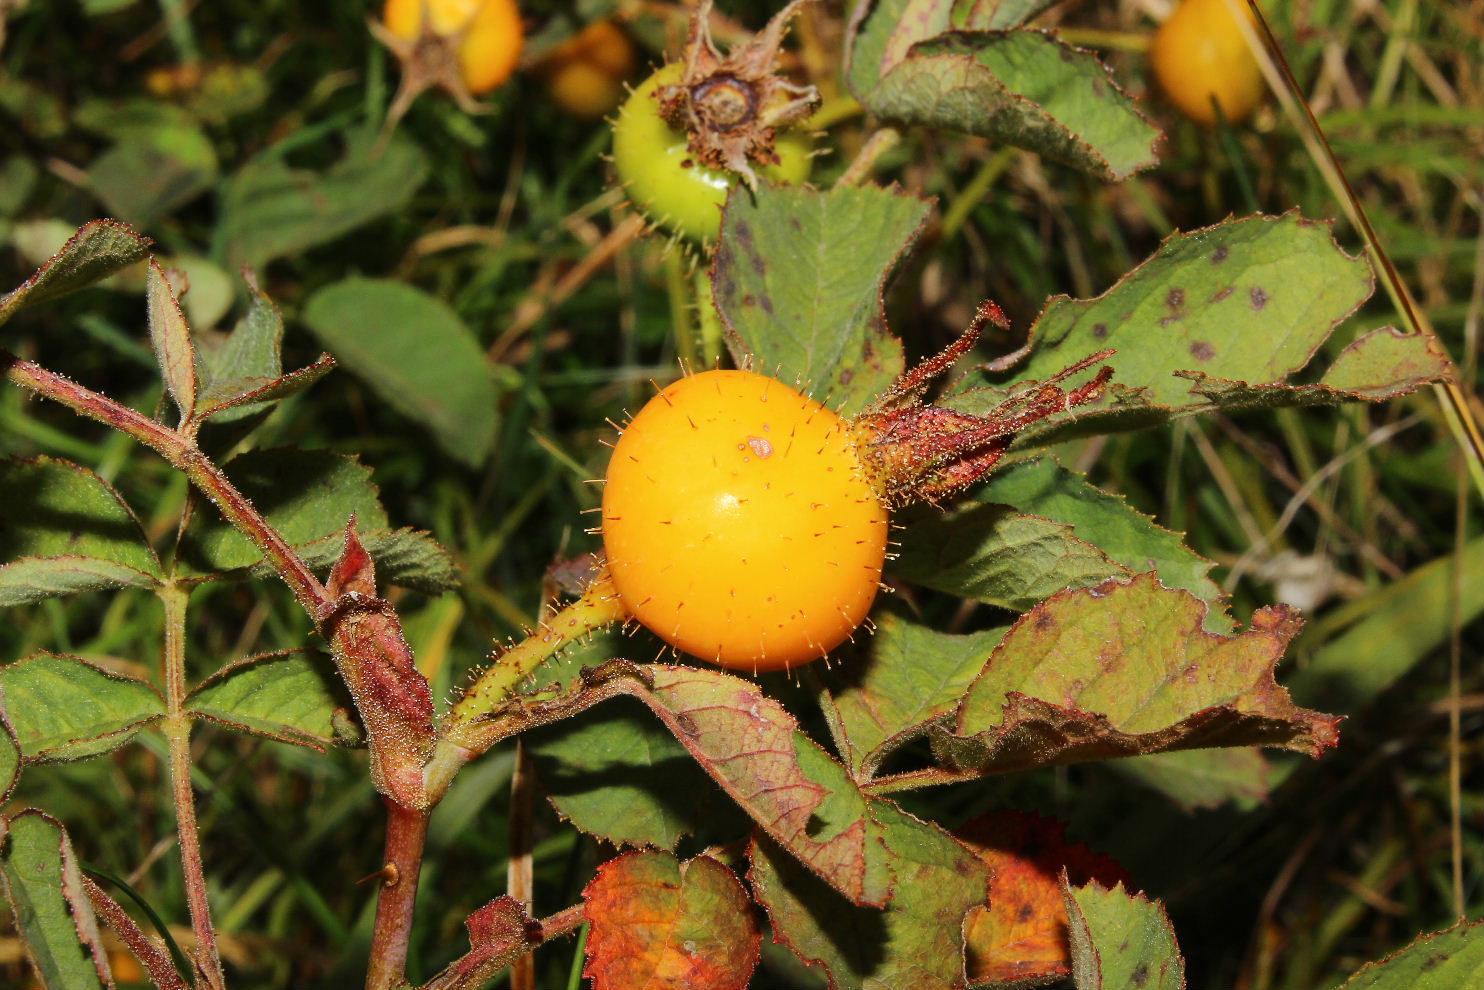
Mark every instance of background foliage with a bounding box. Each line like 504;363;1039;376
1;0;1479;988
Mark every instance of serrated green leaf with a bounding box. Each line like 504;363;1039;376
1337;920;1482;990
529;702;736;851
187;650;353;750
175;446;456;591
0;219;150;327
0;457;162;580
0;653;165;762
1064;878;1184;990
864;30;1159;181
194;268;337;423
892;500;1125;610
194;355;337;423
0;811;108;990
751;800;988;989
930;575;1339;777
1177;325;1451;412
178;448;386;571
146;259;198;420
1321;326;1453;396
952;0;1058;29
712;184;925;416
313;527;458;595
976;457;1226;628
215;134;428;270
0;556;159;606
819;601;1006;777
301;278;499;466
1018;213;1374;409
203;270;282;382
847;0;1060;100
0;711;18;803
85;120;217;229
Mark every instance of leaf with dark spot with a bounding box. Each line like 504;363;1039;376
1337;919;1481;990
957;810;1130;986
1063;878;1184;990
713;184;925;416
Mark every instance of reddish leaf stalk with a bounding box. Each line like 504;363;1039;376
83;874;189;990
366;799;431;990
159;583;226;990
2;350;330;616
536;902;587;942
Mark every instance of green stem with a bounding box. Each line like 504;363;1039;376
159;583;225;990
835;127;900;189
423;572;629;799
444;570;628;736
665;250;698;372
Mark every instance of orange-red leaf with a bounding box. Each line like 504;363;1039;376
582;850;760;990
955;810;1129;986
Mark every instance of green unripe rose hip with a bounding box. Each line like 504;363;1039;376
612;63;813;242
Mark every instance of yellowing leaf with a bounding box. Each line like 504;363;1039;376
955;810;1129;985
583;851;759;990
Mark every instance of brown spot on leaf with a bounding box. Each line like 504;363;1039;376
1211;286;1233;302
1131;961;1150;987
1092;322;1108;339
1211;245;1229;263
1251;286;1269;310
1166;288;1184;309
1189;341;1214;361
1035;611;1056;631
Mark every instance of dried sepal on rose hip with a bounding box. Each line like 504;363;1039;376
597;303;1114;673
656;0;821;190
854;301;1115;506
372;0;523;130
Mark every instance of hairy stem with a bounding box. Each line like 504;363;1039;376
83;875;190;990
443;569;629;741
366;800;431;990
835;126;900;188
3;351;329;615
159;583;225;990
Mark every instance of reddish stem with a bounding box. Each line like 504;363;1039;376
83;875;189;990
366;799;431;990
3;350;330;615
536;902;587;942
159;583;226;990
